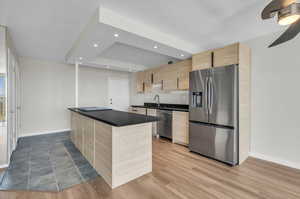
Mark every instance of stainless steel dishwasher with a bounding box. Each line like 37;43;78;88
157;110;172;139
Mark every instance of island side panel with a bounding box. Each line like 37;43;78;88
83;117;95;166
70;112;76;144
111;123;152;188
94;120;113;187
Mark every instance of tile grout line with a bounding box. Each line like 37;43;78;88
0;168;8;187
63;144;85;182
27;147;32;190
49;143;61;192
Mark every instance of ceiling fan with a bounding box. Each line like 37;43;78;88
262;0;300;47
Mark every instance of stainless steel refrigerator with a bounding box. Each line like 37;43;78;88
189;64;238;165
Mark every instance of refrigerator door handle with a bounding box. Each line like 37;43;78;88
206;77;210;112
192;92;194;106
209;77;214;114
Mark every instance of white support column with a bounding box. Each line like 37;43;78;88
75;62;79;108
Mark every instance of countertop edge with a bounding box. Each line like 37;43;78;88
131;105;189;112
69;108;159;127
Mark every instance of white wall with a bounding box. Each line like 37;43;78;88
0;26;7;166
19;58;130;136
129;73;189;105
78;65;130;107
19;57;75;136
245;32;300;169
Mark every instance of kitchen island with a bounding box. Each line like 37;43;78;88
68;108;159;188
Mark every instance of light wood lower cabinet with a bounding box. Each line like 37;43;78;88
70;111;152;189
70;112;76;144
94;120;113;185
93;120;152;188
76;115;84;153
83;117;95;166
172;111;189;146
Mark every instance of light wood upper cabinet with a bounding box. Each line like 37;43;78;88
213;43;239;67
159;59;192;91
192;43;240;70
161;64;178;91
144;69;153;85
176;59;192;90
135;43;243;92
192;50;213;71
136;71;145;93
144;69;155;93
135;59;192;92
144;83;152;93
153;66;163;84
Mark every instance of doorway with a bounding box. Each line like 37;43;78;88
108;77;130;111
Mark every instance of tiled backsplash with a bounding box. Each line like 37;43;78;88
130;90;189;105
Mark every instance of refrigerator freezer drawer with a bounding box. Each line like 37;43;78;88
189;122;238;165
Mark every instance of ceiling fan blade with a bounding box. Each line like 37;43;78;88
262;0;295;19
269;18;300;47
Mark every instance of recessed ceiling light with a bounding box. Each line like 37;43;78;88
93;43;99;48
114;33;119;38
153;45;158;49
79;57;83;60
180;54;185;57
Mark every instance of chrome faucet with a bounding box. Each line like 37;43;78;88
153;94;160;107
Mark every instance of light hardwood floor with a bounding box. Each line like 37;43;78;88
1;139;300;199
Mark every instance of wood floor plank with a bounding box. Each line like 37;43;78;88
0;138;300;199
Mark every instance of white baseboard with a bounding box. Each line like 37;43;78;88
250;152;300;170
0;164;8;169
19;129;71;138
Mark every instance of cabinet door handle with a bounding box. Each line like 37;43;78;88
211;51;214;67
151;73;154;84
177;77;179;89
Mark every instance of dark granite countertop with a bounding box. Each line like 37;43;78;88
131;103;189;112
69;108;159;127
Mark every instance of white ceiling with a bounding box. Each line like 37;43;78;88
0;0;285;71
0;0;101;62
100;43;179;68
100;0;282;49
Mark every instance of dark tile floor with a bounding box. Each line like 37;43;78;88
0;132;99;192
